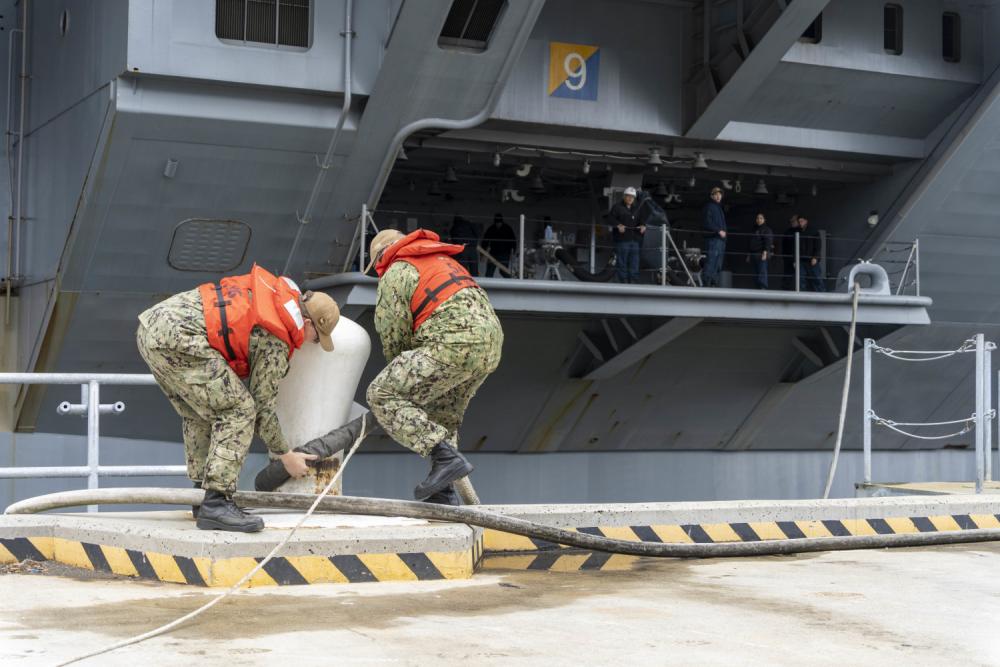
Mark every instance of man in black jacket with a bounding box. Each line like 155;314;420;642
798;216;825;292
482;213;516;278
609;187;645;283
781;214;800;290
701;187;727;287
449;215;480;276
749;213;774;289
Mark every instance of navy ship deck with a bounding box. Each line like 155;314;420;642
313;273;932;326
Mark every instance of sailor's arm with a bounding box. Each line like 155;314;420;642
374;262;418;362
248;328;292;455
248;329;319;477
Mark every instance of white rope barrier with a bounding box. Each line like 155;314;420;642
875;421;973;441
872;339;979;361
869;410;996;441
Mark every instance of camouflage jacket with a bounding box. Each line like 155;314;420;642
138;288;292;455
373;261;499;362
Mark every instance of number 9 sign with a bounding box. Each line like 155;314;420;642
549;42;600;101
563;52;587;91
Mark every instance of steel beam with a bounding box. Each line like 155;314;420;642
717;122;926;159
584;318;702;381
819;327;840;359
792;336;824;369
686;0;832;140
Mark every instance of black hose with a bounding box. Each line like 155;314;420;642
235;492;1000;559
8;488;1000;559
254;415;374;492
553;247;616;282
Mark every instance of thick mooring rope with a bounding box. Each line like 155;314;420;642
822;282;860;499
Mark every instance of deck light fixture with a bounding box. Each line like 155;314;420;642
531;174;546;193
754;178;769;195
693;152;709;170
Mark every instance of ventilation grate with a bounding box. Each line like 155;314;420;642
168;219;251;273
216;0;310;48
439;0;506;51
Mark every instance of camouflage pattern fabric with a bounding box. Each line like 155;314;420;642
368;262;503;455
136;288;292;494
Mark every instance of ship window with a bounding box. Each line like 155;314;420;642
215;0;311;49
439;0;507;51
799;14;822;44
883;4;903;55
943;12;961;63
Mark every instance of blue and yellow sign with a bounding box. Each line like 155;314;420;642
548;42;600;101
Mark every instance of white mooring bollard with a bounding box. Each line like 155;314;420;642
274;315;371;495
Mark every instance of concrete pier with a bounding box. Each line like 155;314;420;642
2;494;998;585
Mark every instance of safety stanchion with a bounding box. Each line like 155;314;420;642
863;334;996;493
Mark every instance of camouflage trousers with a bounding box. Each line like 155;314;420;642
135;324;255;494
367;338;502;457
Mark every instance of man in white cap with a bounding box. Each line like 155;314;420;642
609;187;646;283
136;265;340;532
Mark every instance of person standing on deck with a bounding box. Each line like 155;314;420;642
701;187;727;287
749;213;774;289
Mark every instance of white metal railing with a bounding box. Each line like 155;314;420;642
351;204;917;293
342;203;382;274
862;334;995;493
0;373;188;511
868;239;920;296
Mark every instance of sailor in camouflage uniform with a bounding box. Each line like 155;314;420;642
136;265;340;532
365;228;503;504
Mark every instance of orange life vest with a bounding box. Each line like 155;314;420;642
198;265;306;378
375;229;481;331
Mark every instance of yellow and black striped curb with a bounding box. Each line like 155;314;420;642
482;551;644;572
483;513;1000;553
0;536;483;587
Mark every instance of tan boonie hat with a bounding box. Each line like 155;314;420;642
363;229;406;274
301;291;339;352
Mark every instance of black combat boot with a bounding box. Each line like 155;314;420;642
421;484;461;506
191;481;202;519
413;443;474;500
196;490;264;533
